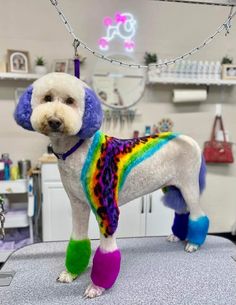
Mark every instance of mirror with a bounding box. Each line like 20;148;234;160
92;55;145;109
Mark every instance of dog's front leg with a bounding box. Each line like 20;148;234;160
84;234;121;298
57;200;91;283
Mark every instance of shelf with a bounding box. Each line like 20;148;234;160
0;179;28;194
147;75;236;86
0;72;41;81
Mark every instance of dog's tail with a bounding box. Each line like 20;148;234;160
162;155;206;213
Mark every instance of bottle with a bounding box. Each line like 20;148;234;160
214;61;221;80
1;153;12;180
190;61;197;79
144;126;151;136
0;161;4;180
203;61;209;79
208;61;215;80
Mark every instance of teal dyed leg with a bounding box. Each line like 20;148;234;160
65;238;91;276
187;216;209;246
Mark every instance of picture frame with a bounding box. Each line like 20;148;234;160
7;49;30;73
52;59;69;73
222;64;236;80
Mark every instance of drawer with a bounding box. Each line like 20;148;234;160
0;179;28;194
5;209;29;228
41;163;61;181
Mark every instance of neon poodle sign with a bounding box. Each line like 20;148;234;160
98;12;137;52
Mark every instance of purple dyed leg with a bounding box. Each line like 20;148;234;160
172;212;190;241
91;247;121;289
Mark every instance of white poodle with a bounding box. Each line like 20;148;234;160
14;72;209;298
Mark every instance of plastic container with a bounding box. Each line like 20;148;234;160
18;160;31;179
1;154;12;181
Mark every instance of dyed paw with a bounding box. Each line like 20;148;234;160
185;243;199;253
57;270;77;283
84;282;105;299
167;234;180;242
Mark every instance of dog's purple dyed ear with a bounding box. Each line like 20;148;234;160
77;87;103;139
14;85;34;131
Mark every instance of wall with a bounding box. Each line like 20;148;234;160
0;0;236;231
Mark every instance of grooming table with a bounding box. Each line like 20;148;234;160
0;236;236;305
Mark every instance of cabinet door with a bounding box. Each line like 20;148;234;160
42;182;99;241
145;190;174;236
116;197;146;238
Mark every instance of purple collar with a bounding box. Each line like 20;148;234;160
52;139;85;161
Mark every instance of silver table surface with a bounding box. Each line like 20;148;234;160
0;236;236;305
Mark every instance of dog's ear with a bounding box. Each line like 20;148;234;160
77;87;103;138
14;85;35;131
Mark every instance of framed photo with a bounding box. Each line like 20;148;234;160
7;49;30;73
53;59;69;73
222;64;236;80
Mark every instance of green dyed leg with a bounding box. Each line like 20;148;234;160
65;238;91;277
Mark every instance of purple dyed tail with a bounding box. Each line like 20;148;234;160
162;156;206;213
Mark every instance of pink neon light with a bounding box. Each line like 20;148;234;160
124;40;135;50
115;12;127;24
98;37;108;48
103;16;113;27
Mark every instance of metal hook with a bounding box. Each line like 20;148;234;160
224;6;234;35
73;39;80;57
50;0;58;6
224;20;231;35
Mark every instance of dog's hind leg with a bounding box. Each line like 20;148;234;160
163;186;190;243
57;200;91;283
180;184;209;253
167;211;190;243
84;234;121;298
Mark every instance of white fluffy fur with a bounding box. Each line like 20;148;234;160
31;73;206;298
31;73;87;136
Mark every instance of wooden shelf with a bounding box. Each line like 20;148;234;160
147;75;236;86
0;72;41;81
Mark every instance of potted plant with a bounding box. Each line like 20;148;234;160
34;56;47;75
221;55;236;80
144;52;158;66
221;55;233;65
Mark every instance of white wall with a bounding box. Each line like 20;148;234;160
0;0;236;231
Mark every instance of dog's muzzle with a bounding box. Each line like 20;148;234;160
48;118;63;132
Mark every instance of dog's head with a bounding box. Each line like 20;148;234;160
14;72;103;138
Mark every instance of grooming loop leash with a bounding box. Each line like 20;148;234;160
50;0;236;69
0;197;5;240
73;39;81;79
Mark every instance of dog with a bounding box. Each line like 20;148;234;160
14;72;209;298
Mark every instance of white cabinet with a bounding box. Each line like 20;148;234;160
145;192;174;236
117;197;146;238
42;180;100;241
41;163;174;241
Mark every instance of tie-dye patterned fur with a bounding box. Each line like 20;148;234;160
81;131;179;237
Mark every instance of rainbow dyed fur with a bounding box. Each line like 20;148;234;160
14;73;209;298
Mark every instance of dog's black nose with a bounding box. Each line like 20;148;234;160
48;118;62;130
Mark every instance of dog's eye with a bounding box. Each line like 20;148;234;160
65;97;74;105
44;95;53;102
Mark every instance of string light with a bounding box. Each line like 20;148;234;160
50;0;236;69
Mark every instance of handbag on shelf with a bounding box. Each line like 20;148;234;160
203;115;234;164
